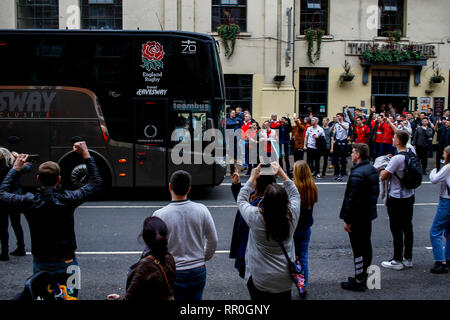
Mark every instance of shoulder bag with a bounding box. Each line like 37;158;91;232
279;242;305;296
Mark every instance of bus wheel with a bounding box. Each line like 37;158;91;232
60;156;111;195
70;164;88;190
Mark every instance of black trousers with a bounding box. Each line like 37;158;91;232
334;140;348;176
0;211;25;252
386;196;415;261
319;149;330;176
436;147;444;171
293;148;304;162
348;221;373;281
416;145;428;173
247;277;291;301
279;144;291;173
306;148;320;175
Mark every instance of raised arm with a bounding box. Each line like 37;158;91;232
63;142;102;206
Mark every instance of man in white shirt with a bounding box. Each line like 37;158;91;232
304;117;325;177
153;170;218;300
331;112;350;181
379;131;415;270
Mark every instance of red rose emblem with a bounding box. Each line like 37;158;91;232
142;41;165;61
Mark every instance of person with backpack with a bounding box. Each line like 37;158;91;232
428;145;450;274
106;216;176;300
380;131;421;270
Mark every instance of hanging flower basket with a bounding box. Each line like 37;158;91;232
216;24;240;58
340;74;355;82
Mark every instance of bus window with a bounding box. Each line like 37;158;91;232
173;113;191;143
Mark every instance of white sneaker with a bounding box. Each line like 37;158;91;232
402;259;413;268
381;259;404;270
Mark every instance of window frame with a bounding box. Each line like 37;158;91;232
16;0;59;29
81;0;123;30
211;0;247;33
378;0;405;37
298;67;329;117
224;74;253;114
300;0;329;35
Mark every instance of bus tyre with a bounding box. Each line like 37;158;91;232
60;156;111;197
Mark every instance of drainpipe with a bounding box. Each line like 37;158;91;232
177;0;182;30
292;1;297;115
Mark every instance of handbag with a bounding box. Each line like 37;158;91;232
279;242;305;295
147;256;175;300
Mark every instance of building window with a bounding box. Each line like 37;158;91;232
300;0;328;34
378;0;404;36
212;0;247;32
299;68;328;116
81;0;122;30
224;74;252;113
17;0;59;29
372;70;409;96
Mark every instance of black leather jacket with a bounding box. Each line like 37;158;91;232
339;160;380;225
0;158;101;261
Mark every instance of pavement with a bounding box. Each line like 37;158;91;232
0;156;449;300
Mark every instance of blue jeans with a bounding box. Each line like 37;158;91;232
33;257;79;298
173;265;207;300
294;227;312;288
430;198;450;262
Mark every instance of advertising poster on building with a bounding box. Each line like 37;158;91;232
419;97;431;112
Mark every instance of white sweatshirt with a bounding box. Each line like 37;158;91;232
429;164;450;199
153;200;218;270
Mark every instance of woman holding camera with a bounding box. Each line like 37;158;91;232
237;163;300;300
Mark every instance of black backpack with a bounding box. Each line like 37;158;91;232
316;135;327;151
394;151;423;190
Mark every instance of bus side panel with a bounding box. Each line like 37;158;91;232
0;119;50;187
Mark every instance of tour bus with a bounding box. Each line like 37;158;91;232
0;30;227;190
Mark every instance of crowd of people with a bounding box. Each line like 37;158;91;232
0;101;449;300
225;104;450;181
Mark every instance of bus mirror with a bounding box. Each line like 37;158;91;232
206;118;214;130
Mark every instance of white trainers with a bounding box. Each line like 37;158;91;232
402;259;413;268
381;259;404;270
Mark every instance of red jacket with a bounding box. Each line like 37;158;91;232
375;122;387;143
355;124;371;144
382;123;395;144
270;120;282;129
241;121;252;140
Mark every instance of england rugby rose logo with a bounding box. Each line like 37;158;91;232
141;41;165;71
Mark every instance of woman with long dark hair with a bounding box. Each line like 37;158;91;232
229;166;276;278
237;162;300;300
107;216;176;300
292;160;318;299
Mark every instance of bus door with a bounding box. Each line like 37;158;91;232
168;101;214;185
133;98;168;187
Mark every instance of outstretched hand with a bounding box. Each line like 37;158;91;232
249;164;261;182
12;154;29;172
